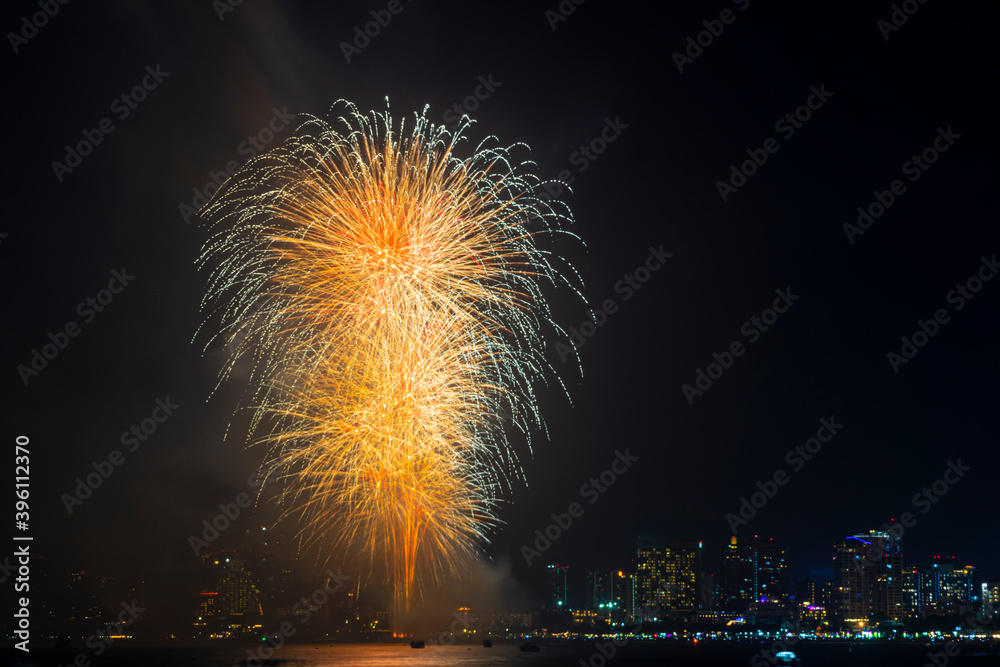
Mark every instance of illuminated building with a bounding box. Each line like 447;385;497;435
757;539;788;604
795;574;834;624
911;557;977;616
194;551;262;638
902;567;921;618
546;564;569;609
721;537;755;611
636;538;700;615
480;612;535;637
983;578;1000;619
584;570;613;610
613;571;636;620
833;531;904;624
940;564;975;603
721;536;787;611
244;526;299;622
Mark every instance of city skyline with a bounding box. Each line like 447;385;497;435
5;1;997;660
28;519;997;642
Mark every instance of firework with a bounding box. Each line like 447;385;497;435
197;100;582;617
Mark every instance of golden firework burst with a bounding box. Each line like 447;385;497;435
197;100;582;618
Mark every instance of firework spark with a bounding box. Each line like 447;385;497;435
197;100;582;618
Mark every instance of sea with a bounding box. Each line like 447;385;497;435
6;640;1000;667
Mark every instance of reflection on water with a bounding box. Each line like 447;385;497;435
14;640;1000;667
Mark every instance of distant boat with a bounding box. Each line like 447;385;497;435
482;638;493;648
410;639;426;649
775;651;801;666
519;641;540;652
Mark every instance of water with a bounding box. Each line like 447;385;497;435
8;640;1000;666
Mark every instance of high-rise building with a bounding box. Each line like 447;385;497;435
910;557;977;616
613;571;636;619
983;578;1000;619
902;567;921;618
941;565;975;604
244;526;299;622
757;539;788;604
721;537;756;611
194;551;263;638
584;571;613;610
546;564;569;609
636;538;700;615
795;572;834;625
721;536;787;611
700;572;716;611
833;531;904;624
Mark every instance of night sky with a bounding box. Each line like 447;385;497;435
5;0;998;633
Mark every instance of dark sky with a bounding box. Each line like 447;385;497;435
4;0;998;630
